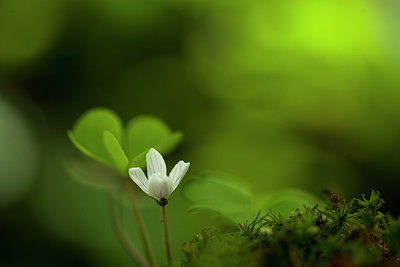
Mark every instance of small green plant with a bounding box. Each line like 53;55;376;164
68;108;185;267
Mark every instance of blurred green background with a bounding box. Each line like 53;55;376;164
1;0;400;266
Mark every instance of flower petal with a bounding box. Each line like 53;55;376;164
146;148;167;177
129;167;149;194
147;173;173;199
169;161;190;192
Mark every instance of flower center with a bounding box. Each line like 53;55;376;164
157;197;168;206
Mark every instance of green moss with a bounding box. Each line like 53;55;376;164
179;191;400;267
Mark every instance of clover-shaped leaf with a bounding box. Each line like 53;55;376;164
103;131;129;175
258;188;323;218
65;154;122;188
182;172;255;222
68;108;123;167
182;172;322;222
125;116;183;168
68;108;183;176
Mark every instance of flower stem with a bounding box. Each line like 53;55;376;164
162;205;172;266
109;194;150;267
126;179;156;267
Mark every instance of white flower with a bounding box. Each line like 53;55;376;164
129;148;190;206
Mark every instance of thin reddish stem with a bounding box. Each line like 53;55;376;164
162;206;172;265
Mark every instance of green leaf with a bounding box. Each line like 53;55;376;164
125;116;183;161
128;149;149;170
103;131;129;175
64;154;122;189
182;172;255;222
64;154;153;208
68;108;123;167
159;131;183;154
67;130;105;164
258;188;322;218
69;109;184;176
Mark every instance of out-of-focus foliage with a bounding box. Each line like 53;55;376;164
68;108;182;174
183;172;322;222
182;172;254;222
179;191;400;267
65;154;122;190
258;189;323;219
0;96;40;209
385;216;400;257
180;228;258;267
0;0;61;68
